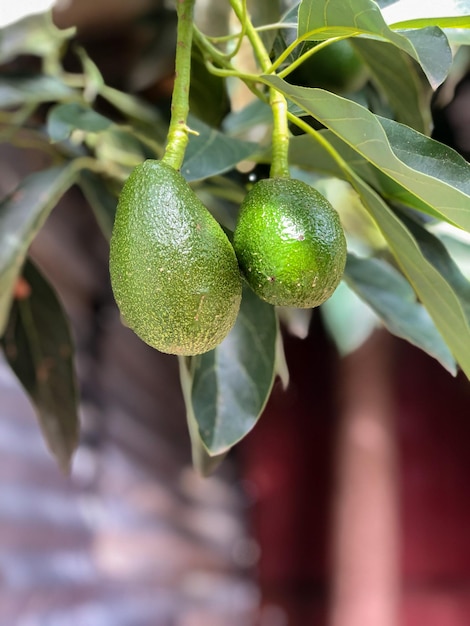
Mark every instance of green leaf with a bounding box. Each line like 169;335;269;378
181;116;258;182
47;102;113;142
351;37;431;133
78;170;117;240
223;99;272;136
0;13;74;64
0;164;78;336
288;133;348;178
190;46;229;128
263;76;470;230
178;356;227;476
1;260;79;473
0;75;76;108
321;279;377;355
190;286;277;456
382;0;470;30
348;172;470;378
344;253;457;373
297;0;452;88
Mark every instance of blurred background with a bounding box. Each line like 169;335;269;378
1;1;470;625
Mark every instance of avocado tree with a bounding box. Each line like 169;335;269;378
1;0;470;474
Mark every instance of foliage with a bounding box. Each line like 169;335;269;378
0;0;470;472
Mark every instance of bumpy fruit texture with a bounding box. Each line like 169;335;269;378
233;178;347;308
110;160;242;356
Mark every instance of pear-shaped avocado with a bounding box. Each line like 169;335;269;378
233;177;346;308
110;160;242;355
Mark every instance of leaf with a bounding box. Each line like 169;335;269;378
321;279;377;355
297;0;452;88
382;0;470;30
348;172;470;378
0;12;74;64
181;115;258;182
288;133;349;178
344;253;457;373
178;356;226;476
263;76;470;230
78;170;117;240
189;46;229;128
351;37;431;133
1;260;79;472
0;164;78;336
190;286;277;456
222;99;272;136
0;75;76;108
47;102;113;142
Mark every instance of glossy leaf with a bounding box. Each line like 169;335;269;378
1;260;79;472
263;76;470;230
344;253;457;373
190;286;277;456
0;164;77;336
348;172;470;378
297;0;452;88
47;102;113;142
181;115;258;182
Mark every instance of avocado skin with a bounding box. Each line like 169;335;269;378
110;160;242;355
233;178;346;308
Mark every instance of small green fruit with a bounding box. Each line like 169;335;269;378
289;40;368;93
110;160;242;355
233;178;347;308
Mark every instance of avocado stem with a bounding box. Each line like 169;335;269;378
229;0;290;179
161;0;196;171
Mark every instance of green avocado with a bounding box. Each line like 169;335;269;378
110;160;242;355
233;177;347;308
289;40;368;93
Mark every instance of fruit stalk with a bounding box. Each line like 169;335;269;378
230;0;290;178
161;0;196;171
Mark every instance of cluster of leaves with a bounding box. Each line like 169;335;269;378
1;0;470;473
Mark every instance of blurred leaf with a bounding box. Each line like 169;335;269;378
0;164;77;336
274;324;290;389
249;0;282;50
178;356;227;476
344;253;457;373
190;286;277;456
349;172;470;379
190;46;229;128
99;84;165;131
0;12;73;64
321;280;377;355
223;99;272;136
351;38;431;133
0;75;76;108
181;115;258;182
297;0;452;88
382;0;470;29
47;102;113;142
263;76;470;230
1;260;79;472
78;170;117;240
288;133;346;177
95;128;148;169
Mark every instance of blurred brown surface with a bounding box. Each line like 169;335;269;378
0;149;260;624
